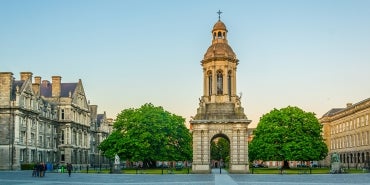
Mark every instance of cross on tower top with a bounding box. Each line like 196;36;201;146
217;10;223;20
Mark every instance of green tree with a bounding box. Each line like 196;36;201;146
98;103;192;168
211;137;230;161
249;106;328;168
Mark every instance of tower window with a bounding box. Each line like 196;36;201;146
213;32;216;39
208;71;212;96
217;71;223;95
228;71;231;97
218;32;222;38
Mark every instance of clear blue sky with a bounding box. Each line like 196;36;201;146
1;0;370;128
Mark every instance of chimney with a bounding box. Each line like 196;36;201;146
20;72;33;81
346;103;353;108
0;72;14;105
32;76;42;95
34;76;41;84
52;76;62;97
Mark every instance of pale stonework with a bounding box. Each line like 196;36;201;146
320;98;370;168
0;72;112;170
190;19;251;174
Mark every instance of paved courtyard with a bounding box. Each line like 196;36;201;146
1;170;370;185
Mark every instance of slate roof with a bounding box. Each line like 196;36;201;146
97;114;104;127
10;80;24;100
60;83;77;97
322;108;345;117
40;82;77;98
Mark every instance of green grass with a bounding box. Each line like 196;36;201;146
250;167;370;174
123;168;191;174
78;167;367;175
79;168;192;174
250;168;331;174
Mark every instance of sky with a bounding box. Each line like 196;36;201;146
1;0;370;128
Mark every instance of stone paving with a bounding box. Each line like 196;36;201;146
0;170;370;185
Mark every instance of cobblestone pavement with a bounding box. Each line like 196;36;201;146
0;171;370;185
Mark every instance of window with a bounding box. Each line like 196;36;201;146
61;151;65;162
228;71;231;96
38;136;43;147
73;130;77;145
21;131;26;144
20;149;26;162
216;71;223;95
47;137;51;147
31;133;35;146
61;109;65;120
31;150;36;162
208;71;212;96
61;130;65;144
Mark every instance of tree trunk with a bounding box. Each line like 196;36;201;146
282;160;290;169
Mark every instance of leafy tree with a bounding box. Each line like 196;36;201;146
249;106;328;168
98;103;192;168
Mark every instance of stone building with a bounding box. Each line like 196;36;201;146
0;72;111;170
190;16;251;173
320;98;370;168
89;105;113;168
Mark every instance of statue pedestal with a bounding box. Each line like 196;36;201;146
112;164;121;174
330;162;340;173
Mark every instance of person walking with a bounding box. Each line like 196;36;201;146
66;163;73;177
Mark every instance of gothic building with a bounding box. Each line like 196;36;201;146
0;72;112;170
89;105;113;168
190;16;251;173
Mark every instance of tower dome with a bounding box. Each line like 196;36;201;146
212;20;227;32
203;19;237;62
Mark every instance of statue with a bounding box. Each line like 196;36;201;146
112;154;121;174
331;153;340;163
330;152;341;174
114;154;120;165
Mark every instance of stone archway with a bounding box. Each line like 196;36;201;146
191;121;250;173
210;133;230;169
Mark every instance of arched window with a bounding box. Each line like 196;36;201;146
218;31;222;38
223;32;226;38
213;32;216;39
217;71;223;95
208;71;212;96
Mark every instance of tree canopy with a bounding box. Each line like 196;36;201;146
249;106;328;166
98;103;192;165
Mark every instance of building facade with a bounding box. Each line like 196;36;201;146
0;72;112;170
320;98;370;168
190;17;251;173
89;106;113;169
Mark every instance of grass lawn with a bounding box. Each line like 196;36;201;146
80;168;192;174
79;167;366;175
250;167;368;174
123;168;191;174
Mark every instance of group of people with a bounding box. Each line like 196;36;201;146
32;162;47;177
32;162;73;177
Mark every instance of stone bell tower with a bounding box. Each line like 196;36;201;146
190;12;251;174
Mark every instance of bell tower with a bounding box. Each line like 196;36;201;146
190;12;251;174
